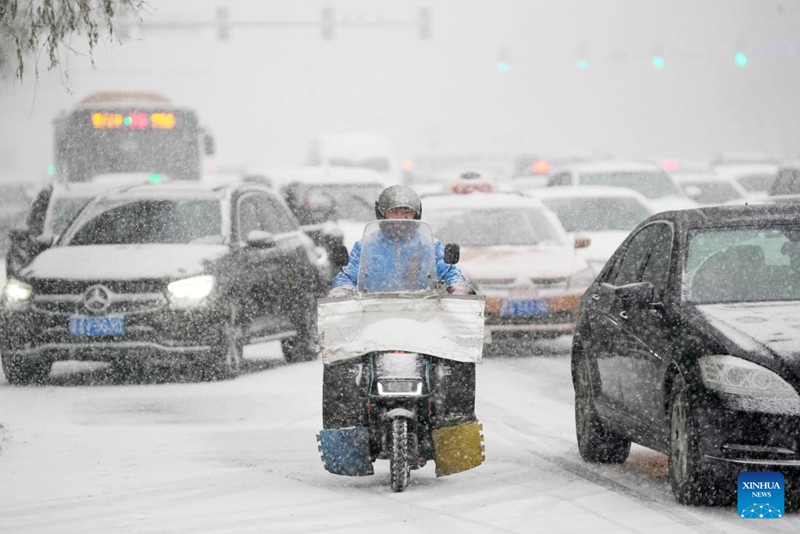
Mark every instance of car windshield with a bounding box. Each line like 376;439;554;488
684;226;800;303
540;197;651;232
681;181;743;204
736;173;776;192
64;199;223;246
427;207;565;246
294;183;382;222
579;171;680;199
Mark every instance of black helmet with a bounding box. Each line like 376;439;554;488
374;185;422;220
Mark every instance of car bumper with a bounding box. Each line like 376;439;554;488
483;293;580;335
0;306;228;363
696;398;800;474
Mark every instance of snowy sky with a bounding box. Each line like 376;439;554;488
1;0;800;181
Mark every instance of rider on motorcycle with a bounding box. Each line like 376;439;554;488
327;185;470;297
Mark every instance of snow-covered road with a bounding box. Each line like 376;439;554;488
0;337;796;533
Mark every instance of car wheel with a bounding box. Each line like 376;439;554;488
2;355;52;385
574;356;631;464
204;321;243;381
668;374;723;505
282;296;318;363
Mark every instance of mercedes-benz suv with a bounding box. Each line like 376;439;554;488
0;181;325;384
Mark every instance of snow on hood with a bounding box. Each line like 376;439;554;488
22;244;229;280
697;301;800;362
459;245;586;280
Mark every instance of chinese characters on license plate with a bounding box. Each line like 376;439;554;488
68;316;125;337
500;299;550;317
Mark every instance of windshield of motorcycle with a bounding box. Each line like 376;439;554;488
356;220;438;293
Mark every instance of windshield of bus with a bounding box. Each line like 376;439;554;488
356;220;438;293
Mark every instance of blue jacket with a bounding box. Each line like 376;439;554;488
332;232;466;292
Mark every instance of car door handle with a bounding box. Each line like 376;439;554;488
592;293;600;301
619;310;629;320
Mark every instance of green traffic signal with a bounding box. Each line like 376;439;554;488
496;61;510;74
735;52;748;67
652;56;665;69
576;58;588;71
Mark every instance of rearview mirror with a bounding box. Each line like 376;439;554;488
331;244;349;268
444;243;460;264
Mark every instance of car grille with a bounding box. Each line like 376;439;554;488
32;293;168;316
29;278;169;316
31;279;165;295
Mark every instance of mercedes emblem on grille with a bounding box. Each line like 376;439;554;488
83;285;112;313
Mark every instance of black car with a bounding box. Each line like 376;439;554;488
0;181;325;384
572;203;800;505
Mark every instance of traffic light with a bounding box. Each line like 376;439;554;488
652;55;665;69
497;48;510;74
418;8;431;40
576;58;588;71
321;7;334;40
216;7;230;40
735;51;748;67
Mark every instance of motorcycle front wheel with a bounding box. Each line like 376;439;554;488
390;418;411;492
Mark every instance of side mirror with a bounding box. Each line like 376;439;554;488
444;243;460;264
331;244;349;268
203;132;215;156
615;281;655;310
574;235;591;249
245;230;276;249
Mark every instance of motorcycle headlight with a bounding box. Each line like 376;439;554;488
167;275;215;308
699;355;800;415
3;278;33;309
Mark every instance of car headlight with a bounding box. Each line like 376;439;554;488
699;355;800;415
3;278;33;309
167;275;215;307
568;266;596;290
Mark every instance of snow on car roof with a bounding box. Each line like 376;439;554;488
257;166;390;188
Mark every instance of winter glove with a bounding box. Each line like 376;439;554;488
327;285;356;298
446;283;471;295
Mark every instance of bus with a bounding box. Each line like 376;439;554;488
53;91;214;182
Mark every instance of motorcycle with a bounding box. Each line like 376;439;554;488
316;219;485;492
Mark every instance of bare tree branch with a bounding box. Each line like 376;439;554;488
0;0;145;80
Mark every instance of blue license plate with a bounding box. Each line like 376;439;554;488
500;299;550;317
68;315;125;337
